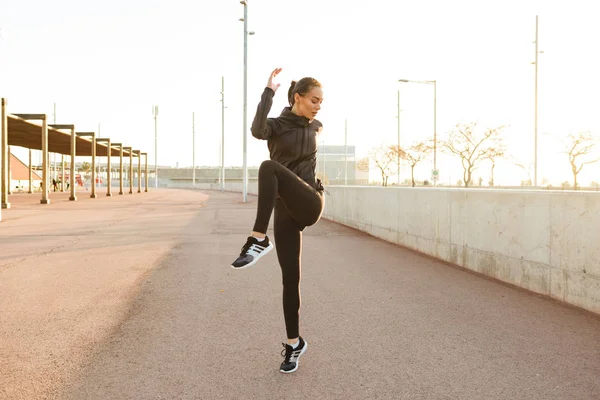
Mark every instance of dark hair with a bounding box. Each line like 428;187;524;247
288;77;321;107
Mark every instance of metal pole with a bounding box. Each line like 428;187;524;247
0;98;6;212
99;139;112;196
534;15;539;187
7;145;11;194
192;112;195;187
53;103;56;180
397;89;401;184
61;154;65;192
137;151;142;193
144;153;149;192
0;99;3;219
221;76;225;191
130;150;133;194
29;149;33;194
344;119;348;185
242;1;249;203
107;139;112;196
90;132;97;198
97;123;100;190
119;144;124;195
433;80;437;183
154;105;158;188
126;147;133;194
69;127;76;201
41;116;49;204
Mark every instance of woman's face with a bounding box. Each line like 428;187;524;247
294;86;323;120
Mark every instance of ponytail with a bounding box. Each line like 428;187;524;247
288;81;297;107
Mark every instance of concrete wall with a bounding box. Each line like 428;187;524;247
172;182;599;315
322;186;600;315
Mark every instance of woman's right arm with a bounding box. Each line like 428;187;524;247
251;68;282;140
251;87;278;140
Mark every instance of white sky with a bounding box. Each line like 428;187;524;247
1;0;599;185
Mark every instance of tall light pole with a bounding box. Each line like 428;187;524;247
397;89;401;184
192;112;195;187
221;76;226;191
97;123;101;189
153;105;159;188
398;79;437;182
532;15;543;187
240;0;255;202
53;103;56;180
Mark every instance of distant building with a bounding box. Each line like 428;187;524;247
316;145;368;185
9;153;42;192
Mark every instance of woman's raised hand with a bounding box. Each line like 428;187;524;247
267;68;282;92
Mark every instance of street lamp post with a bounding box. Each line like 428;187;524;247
153;105;158;188
240;0;255;202
531;15;543;187
398;78;437;182
221;76;226;191
192;112;195;187
397;89;401;184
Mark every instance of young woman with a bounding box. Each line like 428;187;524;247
230;68;325;373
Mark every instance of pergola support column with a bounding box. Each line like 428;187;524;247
142;152;149;192
1;98;10;210
7;145;11;195
90;133;96;198
28;149;33;194
70;127;77;201
97;138;112;197
135;150;142;193
61;154;65;192
124;147;133;194
40;117;49;204
115;143;123;195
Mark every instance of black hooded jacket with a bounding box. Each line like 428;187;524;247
251;87;324;192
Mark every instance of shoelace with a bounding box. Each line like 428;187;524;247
281;343;292;363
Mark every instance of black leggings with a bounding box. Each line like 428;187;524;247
252;160;325;339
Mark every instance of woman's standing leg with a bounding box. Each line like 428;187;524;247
274;199;302;339
274;199;309;373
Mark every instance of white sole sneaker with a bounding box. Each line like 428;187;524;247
280;340;308;374
230;242;274;269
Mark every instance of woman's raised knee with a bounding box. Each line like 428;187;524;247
259;159;278;176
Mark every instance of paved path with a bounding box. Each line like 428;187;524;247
1;189;599;400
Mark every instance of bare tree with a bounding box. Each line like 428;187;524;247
356;157;370;173
390;142;432;187
369;145;396;187
440;122;505;187
564;131;600;190
484;145;506;186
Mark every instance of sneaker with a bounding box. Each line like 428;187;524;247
230;236;274;269
279;337;308;373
